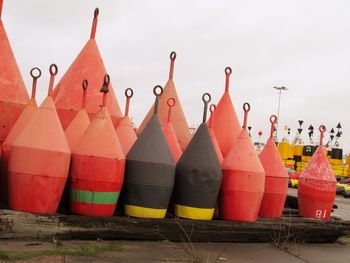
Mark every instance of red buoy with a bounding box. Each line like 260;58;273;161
53;8;122;129
137;52;191;151
8;64;71;214
1;67;41;204
259;115;288;218
162;98;182;162
298;125;336;221
220;103;265;222
208;104;223;164
115;88;137;155
207;67;241;158
0;0;29;144
65;80;91;150
70;74;125;216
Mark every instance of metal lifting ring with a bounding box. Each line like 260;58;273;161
30;67;41;79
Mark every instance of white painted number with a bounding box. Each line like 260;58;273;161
315;209;327;219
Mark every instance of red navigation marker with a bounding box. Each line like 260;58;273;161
8;64;71;213
70;75;125;216
259;115;288;218
221;103;265;222
298;125;336;221
1;67;41;203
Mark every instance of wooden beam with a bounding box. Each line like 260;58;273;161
1;209;349;243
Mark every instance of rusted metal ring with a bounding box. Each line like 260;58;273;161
30;67;41;79
82;79;88;90
94;8;99;18
202;93;211;103
125;88;133;98
170;51;177;60
270;114;277;124
209;104;216;113
243;102;250;112
225;67;232;75
153;85;163;96
103;74;110;85
49;64;58;76
167;97;176;108
319;125;326;133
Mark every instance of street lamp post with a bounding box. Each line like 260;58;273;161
273;86;288;141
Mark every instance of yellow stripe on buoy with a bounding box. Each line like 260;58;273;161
175;204;214;220
124;204;167;218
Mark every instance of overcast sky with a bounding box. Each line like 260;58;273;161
3;0;350;152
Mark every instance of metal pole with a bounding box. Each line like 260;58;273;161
273;86;288;142
276;89;281;138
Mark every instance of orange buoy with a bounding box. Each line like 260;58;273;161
115;88;137;155
0;0;29;144
220;103;265;222
207;67;241;158
137;52;191;151
0;67;41;204
53;8;122;129
208;104;223;164
162;98;182;162
298;125;336;221
65;80;91;150
70;75;125;216
259;115;288;218
8;64;71;214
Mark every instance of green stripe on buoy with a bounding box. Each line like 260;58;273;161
70;188;119;205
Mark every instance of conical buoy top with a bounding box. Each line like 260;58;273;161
0;0;28;103
221;103;265;222
115;88;137;155
208;104;223;164
65;79;91;150
11;64;69;152
124;85;176;219
53;8;122;129
298;125;336;220
208;67;241;158
0;67;41;203
127;86;174;164
3;67;41;146
74;75;124;158
8;64;71;213
137;52;191;151
260;115;288;178
222;103;263;172
174;93;222;220
162;97;182;162
259;115;288;218
0;0;29;143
